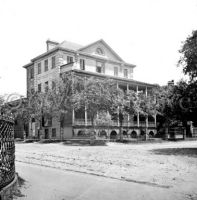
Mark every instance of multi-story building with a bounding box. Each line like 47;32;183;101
23;39;157;139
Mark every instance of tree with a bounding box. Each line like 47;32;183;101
178;30;197;129
137;91;160;140
47;73;81;139
95;111;113;137
151;81;197;137
0;95;4;114
109;88;139;141
72;77;114;136
178;30;197;81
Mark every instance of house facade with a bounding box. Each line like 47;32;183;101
23;39;157;139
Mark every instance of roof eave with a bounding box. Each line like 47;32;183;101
22;62;33;68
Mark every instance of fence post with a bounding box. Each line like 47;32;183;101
183;129;186;140
164;127;168;140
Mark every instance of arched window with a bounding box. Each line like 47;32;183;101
96;47;104;55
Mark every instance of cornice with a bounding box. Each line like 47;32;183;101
71;69;157;87
26;46;136;68
22;62;34;69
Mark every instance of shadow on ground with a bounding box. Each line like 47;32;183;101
62;141;107;146
151;148;197;157
10;176;26;199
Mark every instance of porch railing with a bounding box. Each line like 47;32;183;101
73;119;156;128
0;115;15;190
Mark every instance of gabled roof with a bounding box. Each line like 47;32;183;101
25;39;135;67
58;40;83;51
78;39;124;62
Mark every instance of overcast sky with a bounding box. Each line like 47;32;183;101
0;0;197;96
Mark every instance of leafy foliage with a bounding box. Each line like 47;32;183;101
95;112;113;126
72;78;115;127
178;30;197;81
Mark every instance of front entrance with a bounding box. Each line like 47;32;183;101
45;128;49;139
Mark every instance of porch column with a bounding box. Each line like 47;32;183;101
127;114;130;127
127;84;129;126
136;85;140;127
85;106;87;126
154;114;157;127
72;109;75;125
127;83;129;92
137;113;140;127
145;86;148;97
117;82;119;126
146;115;149;128
136;85;139;94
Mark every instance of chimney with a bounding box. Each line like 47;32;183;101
46;39;59;51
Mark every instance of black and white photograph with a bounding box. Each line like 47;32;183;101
0;0;197;199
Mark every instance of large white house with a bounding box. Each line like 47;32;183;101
23;39;157;139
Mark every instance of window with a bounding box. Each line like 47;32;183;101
30;67;34;79
31;88;34;94
114;67;118;76
96;61;105;73
38;83;42;92
52;56;56;68
37;63;41;74
124;69;128;78
52;81;56;90
52;128;56;137
45;81;49;92
96;48;104;55
44;59;48;71
80;59;85;70
67;56;73;64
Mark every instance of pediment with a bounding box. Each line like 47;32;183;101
78;39;124;62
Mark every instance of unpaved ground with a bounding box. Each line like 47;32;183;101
15;141;197;199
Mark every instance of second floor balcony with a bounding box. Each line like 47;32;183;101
73;119;156;128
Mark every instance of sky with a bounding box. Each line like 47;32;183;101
0;0;197;97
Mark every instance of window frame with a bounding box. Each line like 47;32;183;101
45;81;49;92
51;56;56;69
123;68;128;78
96;47;104;55
37;62;41;74
96;61;105;73
114;66;118;76
30;67;34;79
80;59;85;70
44;59;48;72
67;56;73;64
38;83;42;92
52;128;56;137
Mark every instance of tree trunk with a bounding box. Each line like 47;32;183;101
145;115;148;141
90;117;95;145
119;120;123;141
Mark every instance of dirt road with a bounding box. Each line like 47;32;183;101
15;141;197;199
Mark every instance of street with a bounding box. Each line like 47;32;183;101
14;141;197;200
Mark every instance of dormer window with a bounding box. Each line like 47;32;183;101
96;47;104;55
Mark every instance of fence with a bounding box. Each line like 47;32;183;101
168;127;185;140
193;127;197;137
0;115;15;190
